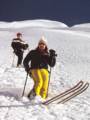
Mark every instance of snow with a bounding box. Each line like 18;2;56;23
70;23;90;33
0;19;90;120
0;19;68;29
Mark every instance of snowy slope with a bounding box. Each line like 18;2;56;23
0;20;90;120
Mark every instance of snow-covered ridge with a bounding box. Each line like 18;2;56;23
71;23;90;32
72;23;90;28
0;19;68;29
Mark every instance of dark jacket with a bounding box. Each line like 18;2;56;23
11;38;28;52
23;48;56;71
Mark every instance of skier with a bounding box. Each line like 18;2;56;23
11;32;29;67
23;36;57;101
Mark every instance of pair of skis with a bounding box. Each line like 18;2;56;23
0;80;89;108
42;80;89;105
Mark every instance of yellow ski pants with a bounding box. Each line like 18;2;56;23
30;69;49;99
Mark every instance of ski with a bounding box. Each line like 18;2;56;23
57;82;89;104
0;81;89;108
42;80;84;105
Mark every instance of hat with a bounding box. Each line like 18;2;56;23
16;32;22;36
38;36;47;46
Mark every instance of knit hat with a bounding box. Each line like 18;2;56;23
38;36;47;46
17;32;22;36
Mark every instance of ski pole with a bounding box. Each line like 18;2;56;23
12;53;15;67
47;50;57;97
47;67;52;97
22;72;28;97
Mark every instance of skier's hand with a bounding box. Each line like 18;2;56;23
25;68;32;77
23;44;29;50
49;49;57;57
25;67;30;73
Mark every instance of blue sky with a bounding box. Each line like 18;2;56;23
0;0;90;26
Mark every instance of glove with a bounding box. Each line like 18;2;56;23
25;67;30;73
22;44;29;50
24;44;29;49
49;49;57;57
25;67;32;77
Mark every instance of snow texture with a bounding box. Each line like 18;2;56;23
0;19;90;120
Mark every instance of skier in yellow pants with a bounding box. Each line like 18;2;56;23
23;36;56;101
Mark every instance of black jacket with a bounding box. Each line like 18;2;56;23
23;49;56;71
11;38;28;52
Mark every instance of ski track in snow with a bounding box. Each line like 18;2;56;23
0;20;90;120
